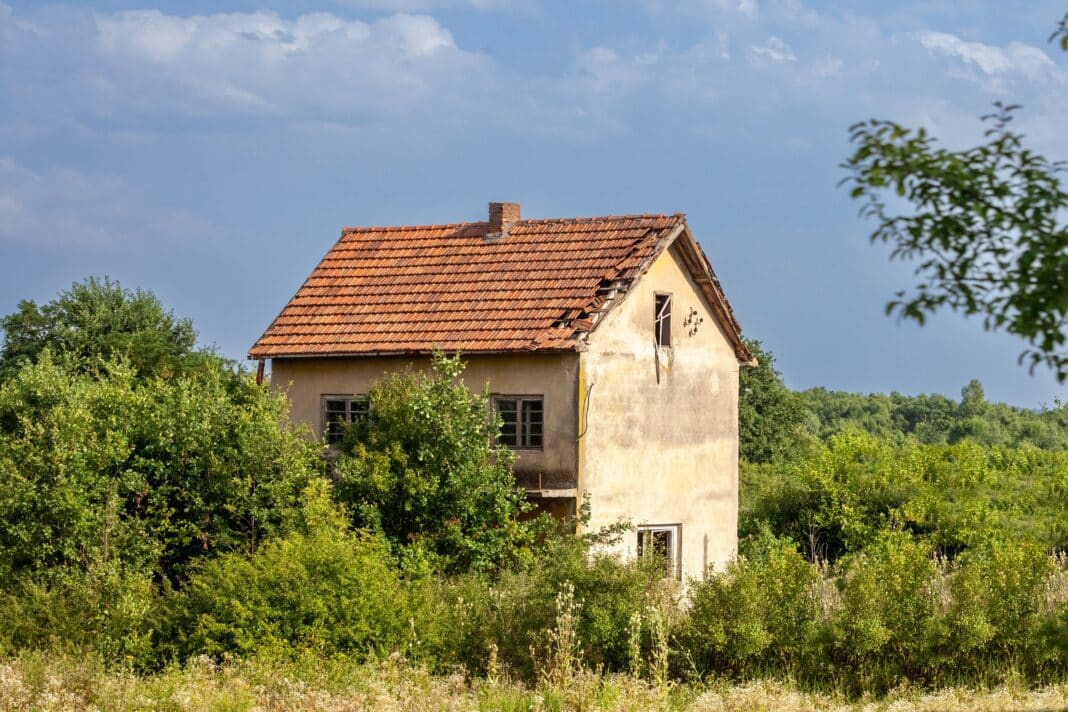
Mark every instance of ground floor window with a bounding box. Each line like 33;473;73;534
637;524;681;579
322;395;369;445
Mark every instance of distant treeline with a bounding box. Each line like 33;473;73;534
739;339;1068;464
801;382;1068;450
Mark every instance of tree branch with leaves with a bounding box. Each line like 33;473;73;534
842;102;1068;382
842;13;1068;382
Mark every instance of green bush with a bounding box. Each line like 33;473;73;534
333;352;551;574
0;354;319;582
945;541;1059;678
417;535;671;679
166;482;414;661
677;533;821;679
829;532;940;689
0;563;157;667
535;538;673;674
742;431;1068;561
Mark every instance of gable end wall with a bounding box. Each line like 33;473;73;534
579;243;740;579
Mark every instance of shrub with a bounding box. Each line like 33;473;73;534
0;563;158;668
677;533;821;679
0;354;319;582
945;540;1059;679
830;531;940;689
420;535;672;679
333;352;551;574
166;482;414;661
742;432;1068;562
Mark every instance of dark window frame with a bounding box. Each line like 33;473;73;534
321;394;369;445
492;394;545;450
655;293;672;348
637;523;682;580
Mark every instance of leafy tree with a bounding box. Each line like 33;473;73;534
332;352;551;573
0;277;202;381
738;339;811;463
0;353;320;582
1054;11;1068;50
842;104;1068;381
801;388;899;443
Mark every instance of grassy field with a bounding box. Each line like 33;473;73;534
2;654;1066;712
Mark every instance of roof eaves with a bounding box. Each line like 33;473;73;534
247;228;352;361
249;345;581;360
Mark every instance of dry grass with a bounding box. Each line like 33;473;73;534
0;654;1066;712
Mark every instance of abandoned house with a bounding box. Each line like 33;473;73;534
249;202;755;580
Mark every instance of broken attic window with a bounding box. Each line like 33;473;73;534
655;293;672;348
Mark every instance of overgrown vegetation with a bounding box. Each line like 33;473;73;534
333;352;552;574
740;432;1068;560
0;278;1065;703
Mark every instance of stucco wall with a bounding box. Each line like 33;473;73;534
270;352;580;482
579;243;740;580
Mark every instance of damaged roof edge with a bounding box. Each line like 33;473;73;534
576;221;755;367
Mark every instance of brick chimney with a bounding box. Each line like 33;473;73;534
486;201;520;242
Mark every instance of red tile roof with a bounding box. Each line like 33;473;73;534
249;212;752;363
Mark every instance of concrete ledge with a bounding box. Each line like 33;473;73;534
525;488;578;498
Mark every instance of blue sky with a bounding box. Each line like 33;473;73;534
1;0;1066;407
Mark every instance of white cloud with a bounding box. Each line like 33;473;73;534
2;6;488;121
735;0;759;20
0;0;44;41
913;31;1065;92
374;13;454;56
0;159;123;245
811;55;843;78
640;0;758;21
0;192;24;223
750;36;796;63
767;0;819;27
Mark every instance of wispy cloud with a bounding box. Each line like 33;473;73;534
0;157;226;247
576;45;663;93
332;0;537;12
912;31;1065;93
750;35;796;63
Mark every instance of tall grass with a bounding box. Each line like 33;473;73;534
1;652;1066;711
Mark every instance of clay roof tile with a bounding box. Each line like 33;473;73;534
249;211;750;362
